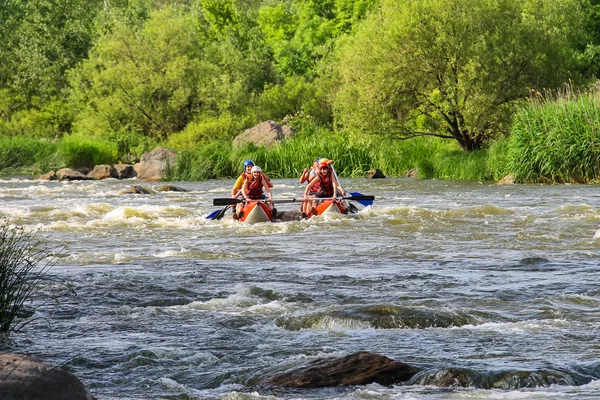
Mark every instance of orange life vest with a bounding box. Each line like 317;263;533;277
246;177;264;199
318;172;334;197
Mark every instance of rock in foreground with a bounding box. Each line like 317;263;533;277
257;351;417;388
0;353;94;400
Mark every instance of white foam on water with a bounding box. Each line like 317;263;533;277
459;319;568;334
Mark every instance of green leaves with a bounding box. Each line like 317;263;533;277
334;0;591;151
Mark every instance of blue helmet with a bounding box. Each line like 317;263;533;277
243;160;254;170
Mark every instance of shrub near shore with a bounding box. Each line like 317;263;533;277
508;86;600;183
168;123;510;181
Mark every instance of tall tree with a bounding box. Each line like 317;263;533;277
69;4;259;141
1;0;102;107
334;0;591;151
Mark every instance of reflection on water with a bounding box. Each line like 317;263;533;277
1;178;600;399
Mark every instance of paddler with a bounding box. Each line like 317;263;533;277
234;166;276;220
304;160;347;215
231;160;273;198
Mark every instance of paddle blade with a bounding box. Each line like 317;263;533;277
214;205;231;220
213;198;243;206
206;209;221;219
348;192;374;206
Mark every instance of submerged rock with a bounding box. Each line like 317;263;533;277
154;185;188;192
120;185;154;195
257;351;417;388
0;353;94;400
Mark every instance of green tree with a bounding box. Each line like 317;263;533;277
0;0;102;106
70;5;256;142
258;0;377;78
334;0;591;151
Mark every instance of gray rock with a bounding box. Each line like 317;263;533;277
404;168;419;178
38;171;57;181
87;165;117;180
113;164;136;179
134;147;177;181
120;185;154;195
57;168;93;182
0;353;94;400
154;185;188;192
365;168;386;179
257;351;417;388
233;120;295;148
497;173;515;185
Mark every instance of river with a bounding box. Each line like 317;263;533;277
1;177;600;400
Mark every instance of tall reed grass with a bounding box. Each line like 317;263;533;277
0;222;58;335
508;85;600;183
0;137;57;174
169;122;509;181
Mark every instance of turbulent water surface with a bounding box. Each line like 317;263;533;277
2;177;600;400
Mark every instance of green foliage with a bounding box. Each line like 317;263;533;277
169;141;237;180
70;5;255;142
165;114;243;151
0;137;56;172
56;135;118;169
0;98;74;138
258;0;378;77
507;85;600;183
171;122;504;181
257;76;331;125
334;0;591;151
0;0;102;106
0;222;57;335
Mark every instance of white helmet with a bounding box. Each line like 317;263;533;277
251;166;262;173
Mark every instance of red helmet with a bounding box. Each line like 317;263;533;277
319;161;330;168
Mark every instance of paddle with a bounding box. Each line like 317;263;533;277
206;205;232;220
348;191;374;207
331;164;373;208
213;195;374;206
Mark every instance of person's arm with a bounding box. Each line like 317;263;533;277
304;177;318;196
263;177;272;201
242;179;250;200
332;175;338;199
231;176;243;197
262;172;274;188
299;168;309;184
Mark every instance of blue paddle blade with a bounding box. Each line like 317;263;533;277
349;192;373;207
206;209;222;220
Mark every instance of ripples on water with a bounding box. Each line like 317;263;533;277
2;178;600;399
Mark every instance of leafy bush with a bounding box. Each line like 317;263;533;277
508;86;600;183
57;135;118;168
0;137;56;171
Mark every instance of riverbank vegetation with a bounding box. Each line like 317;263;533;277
0;0;599;182
0;222;57;336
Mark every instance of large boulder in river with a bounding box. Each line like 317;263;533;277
38;171;57;181
0;353;94;400
87;165;117;180
57;168;93;182
257;351;417;388
134;147;177;181
233;120;294;148
365;168;386;179
497;173;515;185
113;164;136;179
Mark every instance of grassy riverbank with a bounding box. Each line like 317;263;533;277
2;86;600;183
